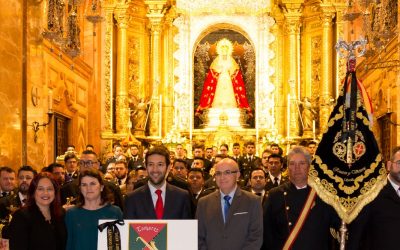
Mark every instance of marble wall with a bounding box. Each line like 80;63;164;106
0;0;23;168
0;0;99;170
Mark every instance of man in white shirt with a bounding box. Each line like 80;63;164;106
124;146;191;219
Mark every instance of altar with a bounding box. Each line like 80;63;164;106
99;0;344;150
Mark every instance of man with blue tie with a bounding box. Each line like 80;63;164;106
196;158;263;250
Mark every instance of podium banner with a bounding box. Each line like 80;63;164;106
98;220;197;250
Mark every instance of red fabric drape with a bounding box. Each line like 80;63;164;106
196;69;251;114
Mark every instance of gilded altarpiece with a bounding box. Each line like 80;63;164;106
173;0;276;142
193;29;256;128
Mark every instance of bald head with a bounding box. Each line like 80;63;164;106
215;158;240;194
215;158;239;171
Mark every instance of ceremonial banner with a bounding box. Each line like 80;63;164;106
308;55;387;224
98;220;197;250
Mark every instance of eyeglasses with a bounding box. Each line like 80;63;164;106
79;161;98;168
251;176;265;180
393;160;400;166
214;170;239;177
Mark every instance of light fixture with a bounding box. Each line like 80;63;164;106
85;0;105;24
30;111;54;143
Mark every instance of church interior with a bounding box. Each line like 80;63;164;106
0;0;399;168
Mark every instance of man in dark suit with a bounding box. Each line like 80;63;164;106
124;146;192;219
262;147;339;250
244;168;268;206
187;168;215;217
188;144;212;172
133;158;190;191
238;140;261;183
0;166;37;221
197;158;263;250
265;153;288;191
347;146;400;250
0;167;16;198
127;144;144;171
60;150;124;209
64;153;79;183
231;142;241;162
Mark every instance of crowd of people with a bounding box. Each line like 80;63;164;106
0;140;399;250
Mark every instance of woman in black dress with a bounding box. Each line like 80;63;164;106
5;172;66;250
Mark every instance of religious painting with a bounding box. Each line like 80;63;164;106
193;29;255;129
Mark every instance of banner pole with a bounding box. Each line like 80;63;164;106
339;220;347;250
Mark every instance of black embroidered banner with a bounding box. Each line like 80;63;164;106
308;58;387;224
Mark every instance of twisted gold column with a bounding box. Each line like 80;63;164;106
114;6;130;135
319;9;335;133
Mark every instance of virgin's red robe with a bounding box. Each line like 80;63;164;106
196;69;251;114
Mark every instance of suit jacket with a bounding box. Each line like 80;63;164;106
347;181;400;250
197;188;263;250
60;179;124;210
231;155;241;163
242;187;268;207
262;182;339;250
64;171;78;183
238;155;261;181
265;174;289;191
189;187;215;218
124;183;192;219
0;191;23;220
127;156;144;171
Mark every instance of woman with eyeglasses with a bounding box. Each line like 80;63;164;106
65;169;122;250
4;172;67;250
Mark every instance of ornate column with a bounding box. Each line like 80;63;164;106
319;7;335;133
282;2;303;138
162;6;177;135
334;4;347;97
145;0;167;137
114;5;130;135
101;3;115;138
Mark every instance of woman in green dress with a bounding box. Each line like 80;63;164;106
65;169;122;250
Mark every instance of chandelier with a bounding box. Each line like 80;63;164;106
342;0;398;68
43;0;105;59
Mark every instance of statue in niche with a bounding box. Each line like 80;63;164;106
301;97;316;131
195;38;252;116
129;96;150;131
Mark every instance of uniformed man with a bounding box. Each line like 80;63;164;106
262;146;339;250
265;154;288;191
238;140;261;183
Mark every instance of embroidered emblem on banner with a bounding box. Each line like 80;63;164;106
332;130;366;165
129;223;167;250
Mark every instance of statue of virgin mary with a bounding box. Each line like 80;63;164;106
195;38;251;116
